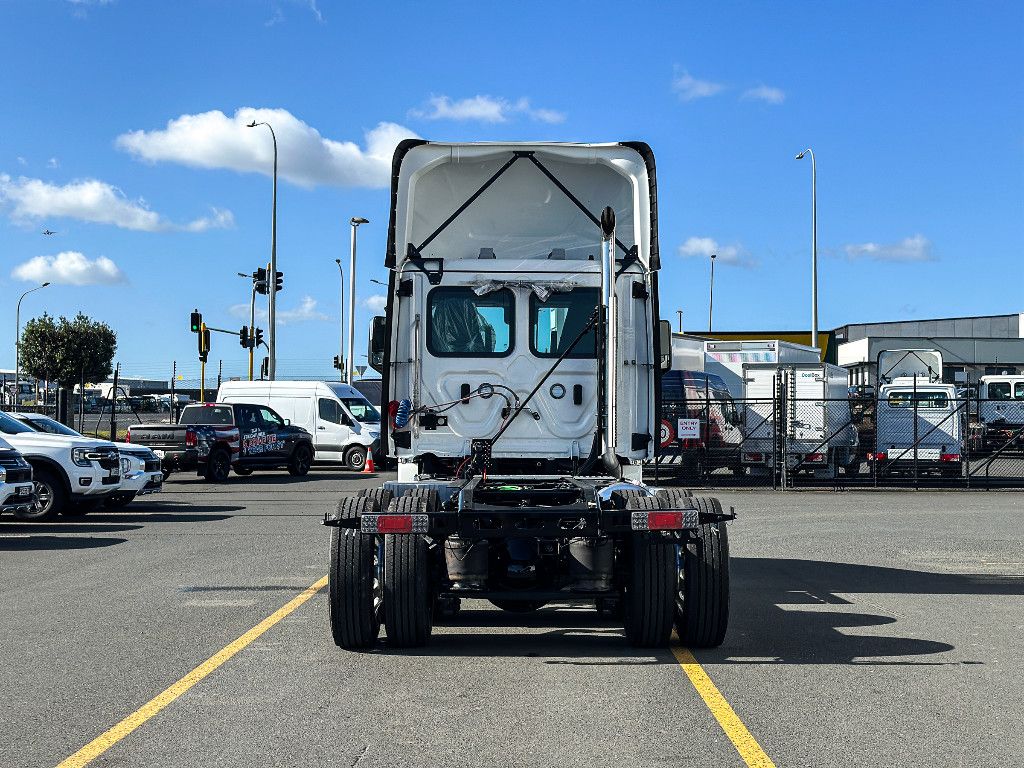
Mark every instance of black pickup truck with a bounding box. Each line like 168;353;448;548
126;402;315;481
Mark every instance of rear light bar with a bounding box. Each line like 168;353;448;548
185;428;197;447
805;453;825;463
124;428;131;443
742;452;764;463
360;514;429;534
868;451;887;461
631;509;699;531
940;453;961;462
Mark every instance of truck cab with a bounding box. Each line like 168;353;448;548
978;375;1024;451
326;141;733;652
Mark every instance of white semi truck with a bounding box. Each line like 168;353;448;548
324;141;733;650
740;362;858;478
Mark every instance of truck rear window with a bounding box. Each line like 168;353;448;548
886;392;949;409
530;288;598;358
427;287;513;357
180;405;234;425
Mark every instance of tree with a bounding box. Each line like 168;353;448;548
20;313;117;389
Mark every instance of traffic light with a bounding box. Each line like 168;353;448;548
254;327;264;348
199;324;210;363
274;271;284;292
333;355;342;370
253;267;268;295
190;310;202;333
239;326;249;348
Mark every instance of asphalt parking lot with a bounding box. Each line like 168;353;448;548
2;472;1022;768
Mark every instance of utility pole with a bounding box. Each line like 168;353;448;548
708;253;717;333
335;258;345;383
796;148;818;350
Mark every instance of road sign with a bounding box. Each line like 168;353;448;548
677;418;701;440
355;366;366;376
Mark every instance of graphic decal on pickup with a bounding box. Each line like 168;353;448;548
241;429;286;455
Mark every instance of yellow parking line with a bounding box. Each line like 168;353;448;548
56;576;328;768
672;645;777;768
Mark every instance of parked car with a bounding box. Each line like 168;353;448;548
127;402;315;481
0;410;120;520
12;413;163;508
216;381;380;470
0;435;35;519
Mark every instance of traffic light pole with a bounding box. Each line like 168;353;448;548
249;282;257;381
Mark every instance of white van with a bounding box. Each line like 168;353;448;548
216;381;380;470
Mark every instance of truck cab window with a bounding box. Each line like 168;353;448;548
1016;383;1024;399
989;382;1011;400
319;398;343;424
259;408;284;429
341;398;381;423
427;287;513;357
530;288;598;358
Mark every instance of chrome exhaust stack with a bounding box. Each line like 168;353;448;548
599;206;620;477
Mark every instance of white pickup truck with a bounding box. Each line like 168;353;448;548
13;412;163;508
0;410;121;520
0;435;35;519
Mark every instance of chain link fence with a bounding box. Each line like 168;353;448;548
649;391;1024;490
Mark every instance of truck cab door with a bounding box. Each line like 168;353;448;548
315;398;351;461
235;405;263;460
256;406;290;461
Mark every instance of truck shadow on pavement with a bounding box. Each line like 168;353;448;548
705;557;1024;666
0;535;128;551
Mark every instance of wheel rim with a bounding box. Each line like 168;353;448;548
296;448;310;473
213;453;229;479
349;450;365;470
33;481;53;515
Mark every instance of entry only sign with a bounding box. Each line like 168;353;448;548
677;418;701;440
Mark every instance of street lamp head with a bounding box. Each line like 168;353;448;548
710;253;717;260
351;217;369;226
335;258;341;265
246;120;258;128
41;282;51;287
795;151;806;160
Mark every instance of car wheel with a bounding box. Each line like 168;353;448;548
162;469;172;482
17;466;67;521
204;447;231;482
288;444;313;476
344;446;367;472
234;467;253;476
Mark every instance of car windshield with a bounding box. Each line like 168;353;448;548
180;405;234;425
342;398;380;423
0;411;37;434
22;416;81;437
887;391;950;409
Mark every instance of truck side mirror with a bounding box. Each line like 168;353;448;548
658;319;672;371
368;315;386;374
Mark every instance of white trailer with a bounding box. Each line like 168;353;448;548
740;362;858;477
704;340;821;399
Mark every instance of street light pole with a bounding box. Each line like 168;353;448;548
708;254;716;333
247;119;278;379
15;282;50;411
796;148;818;350
348;217;369;385
335;259;345;383
676;309;683;334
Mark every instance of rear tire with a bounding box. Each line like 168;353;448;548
676;496;730;648
358;487;394;512
383;496;432;647
328;497;381;649
623;496;676;648
655;488;693;507
233;467;253;476
344;446;367;472
288;444;313;476
204;447;231;482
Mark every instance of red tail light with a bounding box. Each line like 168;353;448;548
377;515;413;533
940;453;961;462
647;511;684;530
124;428;131;443
806;453;825;463
869;452;887;461
742;452;764;463
185;428;197;447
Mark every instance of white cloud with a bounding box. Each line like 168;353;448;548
363;295;387;312
16;156;28;166
843;234;934;262
410;95;566;124
12;251;125;286
671;70;725;102
229;295;329;326
47;157;60;169
677;236;757;268
741;85;786;104
116;108;419;189
0;174;234;232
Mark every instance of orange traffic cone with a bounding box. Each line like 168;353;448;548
361;453;375;474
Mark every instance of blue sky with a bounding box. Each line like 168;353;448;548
1;0;1021;381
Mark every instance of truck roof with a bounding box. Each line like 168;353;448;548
386;141;659;270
